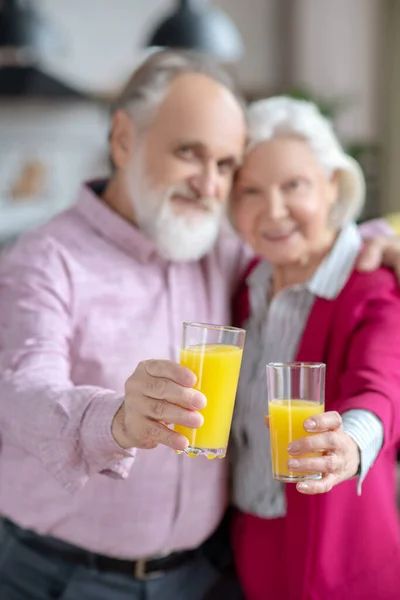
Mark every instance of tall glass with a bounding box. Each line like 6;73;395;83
175;322;246;459
266;362;325;482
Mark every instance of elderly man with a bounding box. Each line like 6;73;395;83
0;50;398;600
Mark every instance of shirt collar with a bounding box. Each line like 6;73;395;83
308;222;361;298
73;180;158;263
247;222;362;300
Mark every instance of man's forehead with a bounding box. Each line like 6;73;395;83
149;78;245;155
155;73;245;128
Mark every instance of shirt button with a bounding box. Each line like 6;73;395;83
242;429;249;447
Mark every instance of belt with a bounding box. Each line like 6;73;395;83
4;519;199;581
97;550;199;580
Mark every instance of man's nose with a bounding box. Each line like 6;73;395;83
189;166;218;198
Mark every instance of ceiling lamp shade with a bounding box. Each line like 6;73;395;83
146;0;244;62
0;0;62;60
0;0;83;97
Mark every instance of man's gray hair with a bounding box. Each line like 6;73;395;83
111;49;246;131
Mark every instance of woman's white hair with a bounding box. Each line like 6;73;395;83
246;96;366;227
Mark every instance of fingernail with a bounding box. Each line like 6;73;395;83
288;443;300;454
297;483;309;491
288;459;299;468
304;418;316;430
191;392;206;410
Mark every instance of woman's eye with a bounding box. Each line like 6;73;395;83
285;178;308;192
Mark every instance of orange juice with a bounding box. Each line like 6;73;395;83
268;399;324;480
175;344;243;451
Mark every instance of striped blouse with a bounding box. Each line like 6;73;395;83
231;222;384;518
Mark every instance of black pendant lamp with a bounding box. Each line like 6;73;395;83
146;0;244;62
0;0;62;64
0;0;83;97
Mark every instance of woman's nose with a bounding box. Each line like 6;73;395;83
265;188;288;219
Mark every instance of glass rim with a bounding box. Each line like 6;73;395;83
266;362;325;369
183;321;246;334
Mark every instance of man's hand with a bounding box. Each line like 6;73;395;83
112;360;206;451
357;235;400;282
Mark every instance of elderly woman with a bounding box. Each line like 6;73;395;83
229;98;400;600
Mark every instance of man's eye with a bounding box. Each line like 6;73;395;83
240;187;261;195
218;160;235;175
176;147;195;160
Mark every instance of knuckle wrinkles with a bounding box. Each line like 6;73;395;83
147;378;166;397
141;423;155;443
150;423;164;441
153;399;168;420
325;454;336;473
327;431;338;447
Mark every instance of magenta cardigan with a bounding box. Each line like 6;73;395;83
232;261;400;600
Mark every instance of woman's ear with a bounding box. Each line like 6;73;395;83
327;170;344;227
109;110;136;171
327;169;340;207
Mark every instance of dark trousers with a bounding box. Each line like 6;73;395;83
0;517;243;600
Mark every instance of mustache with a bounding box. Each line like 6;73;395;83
167;184;220;213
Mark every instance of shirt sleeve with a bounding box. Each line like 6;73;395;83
0;235;136;493
358;218;395;238
341;409;384;495
333;271;400;464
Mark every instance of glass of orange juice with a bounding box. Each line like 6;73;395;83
174;322;246;459
266;362;325;482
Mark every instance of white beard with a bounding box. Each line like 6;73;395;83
146;200;223;261
130;161;224;262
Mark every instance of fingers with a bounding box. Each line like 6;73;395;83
357;235;400;283
383;246;400;283
140;420;189;451
120;359;206;450
141;377;206;410
288;453;341;475
141;397;204;428
288;430;341;455
264;415;270;429
356;237;386;272
287;430;360;494
296;473;337;495
303;411;342;433
144;359;196;387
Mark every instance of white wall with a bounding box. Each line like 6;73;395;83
36;0;384;142
291;0;383;142
37;0;280;94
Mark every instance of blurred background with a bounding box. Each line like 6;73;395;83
0;0;399;247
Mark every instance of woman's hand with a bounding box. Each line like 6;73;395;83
357;234;400;283
286;411;360;494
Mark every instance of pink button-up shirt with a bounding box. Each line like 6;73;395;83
0;183;250;559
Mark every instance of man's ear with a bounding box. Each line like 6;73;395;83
109;110;136;171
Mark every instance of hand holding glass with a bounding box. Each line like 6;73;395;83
174;322;245;459
266;362;325;482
